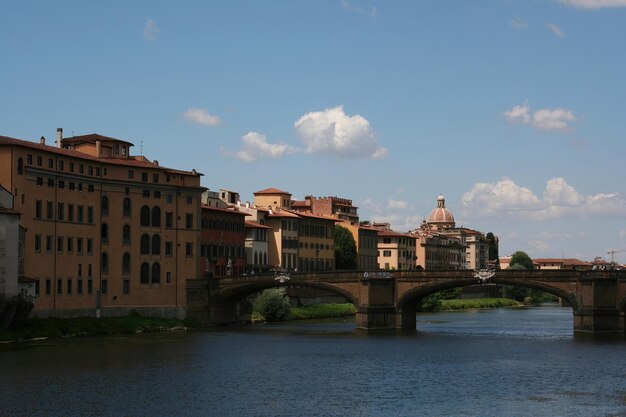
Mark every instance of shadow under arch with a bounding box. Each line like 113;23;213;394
396;277;579;331
208;278;358;325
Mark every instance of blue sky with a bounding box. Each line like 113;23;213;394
1;0;625;263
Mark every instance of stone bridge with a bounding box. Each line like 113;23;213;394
186;269;626;333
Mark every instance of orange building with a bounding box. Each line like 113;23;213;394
200;205;248;277
0;130;204;318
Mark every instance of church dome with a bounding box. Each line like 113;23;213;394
427;195;455;228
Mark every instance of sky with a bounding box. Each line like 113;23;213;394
1;0;625;263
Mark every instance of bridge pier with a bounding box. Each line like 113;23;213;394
355;277;402;329
573;277;624;333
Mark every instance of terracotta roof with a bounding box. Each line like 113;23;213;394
253;187;291;195
61;133;134;146
534;258;591;266
201;204;250;216
245;221;272;229
286;210;339;222
378;230;416;238
0;134;202;177
266;209;300;218
291;201;309;208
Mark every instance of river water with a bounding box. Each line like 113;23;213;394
1;306;626;417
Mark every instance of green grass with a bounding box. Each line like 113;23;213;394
0;316;185;342
440;298;521;310
288;303;356;320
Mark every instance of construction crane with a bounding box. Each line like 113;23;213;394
607;249;625;263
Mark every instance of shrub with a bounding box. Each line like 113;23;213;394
253;288;291;322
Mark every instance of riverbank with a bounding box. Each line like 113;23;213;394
0;316;186;343
441;298;522;310
251;302;356;322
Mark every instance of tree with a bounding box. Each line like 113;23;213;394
509;251;534;270
486;232;499;262
253;288;291;322
416;287;463;312
335;225;357;270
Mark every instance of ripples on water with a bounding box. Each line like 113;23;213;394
1;306;625;417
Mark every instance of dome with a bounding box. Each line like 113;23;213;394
427;195;455;228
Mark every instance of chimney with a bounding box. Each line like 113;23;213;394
40;136;46;145
96;140;101;157
56;128;63;148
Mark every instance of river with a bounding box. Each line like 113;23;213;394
1;305;625;417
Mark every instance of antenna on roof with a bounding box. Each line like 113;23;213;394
140;140;143;156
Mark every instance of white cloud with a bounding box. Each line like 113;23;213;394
504;103;576;131
144;18;159;41
619;230;626;238
341;0;377;17
510;17;528;29
559;0;626;9
545;22;565;38
388;199;408;209
294;106;387;159
461;177;626;222
532;108;576;131
184;108;221;126
224;132;295;163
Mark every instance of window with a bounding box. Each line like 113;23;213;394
58;160;64;171
46;279;51;295
153;173;159;183
35;279;40;296
140;234;150;254
123;279;130;295
122;253;131;274
151;207;161;227
67;279;72;295
140;206;150;226
68;204;74;222
69;162;74;172
88;166;93;176
37;155;42;166
17;158;23;175
123;198;131;216
87;206;93;223
67;237;73;253
36;177;43;186
58;180;65;189
34;234;41;252
57;279;62;295
166;272;171;283
46;201;53;219
128;170;134;179
186;213;193;229
101;252;108;273
78;264;82;277
114;144;120;155
101;279;108;294
27;154;32;165
35;200;42;218
122;146;127;156
154;190;161;199
57;202;64;221
165;212;173;228
69;182;75;190
48;158;54;169
141;172;148;182
185;242;193;257
77;205;84;223
79;164;84;174
166;194;173;204
101;196;109;215
87;239;93;255
186;196;192;204
88;184;94;192
383;250;392;257
165;241;173;256
77;279;83;295
95;167;100;176
77;238;83;254
123;225;131;244
140;263;150;284
383;238;391;244
101;223;108;243
87;279;93;294
143;190;150;198
151;263;160;284
151;234;161;255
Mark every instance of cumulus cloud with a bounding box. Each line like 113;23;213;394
144;18;159;41
504;103;576;131
184;108;221;126
559;0;626;9
460;177;626;222
510;17;528;29
545;22;565;38
294;106;387;159
223;132;295;163
619;230;626;238
388;199;408;210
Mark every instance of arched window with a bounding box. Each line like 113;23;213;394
101;223;108;242
151;234;161;255
122;253;131;274
123;224;131;244
151;263;160;284
140;205;150;227
17;158;23;175
151;206;161;227
101;252;108;273
123;198;131;217
140;262;149;284
101;196;109;214
140;234;150;255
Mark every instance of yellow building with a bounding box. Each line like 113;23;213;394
0;131;204;318
376;228;417;270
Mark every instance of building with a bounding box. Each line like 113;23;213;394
414;227;464;270
292;195;359;225
244;221;271;274
534;258;592;271
374;224;417;270
342;222;378;270
200;204;248;278
0;130;204;318
0;186;21;296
